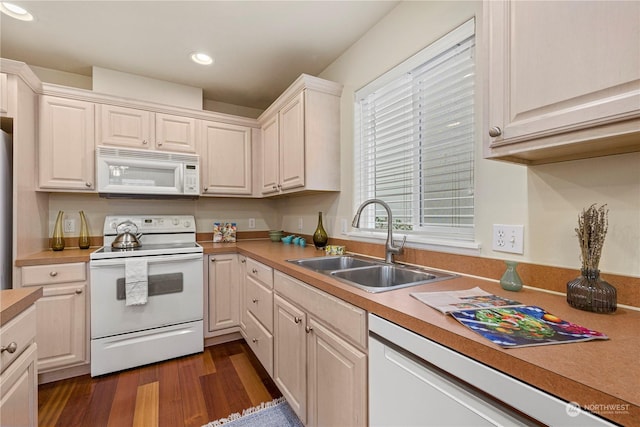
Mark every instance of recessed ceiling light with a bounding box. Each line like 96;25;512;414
0;2;34;21
190;52;213;66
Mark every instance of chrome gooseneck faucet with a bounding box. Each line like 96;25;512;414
352;199;407;264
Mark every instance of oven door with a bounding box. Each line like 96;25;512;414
89;253;203;339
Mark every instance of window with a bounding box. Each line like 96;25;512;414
354;18;476;246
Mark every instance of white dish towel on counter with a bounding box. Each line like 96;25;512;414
125;258;148;306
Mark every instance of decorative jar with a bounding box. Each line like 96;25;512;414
567;269;617;313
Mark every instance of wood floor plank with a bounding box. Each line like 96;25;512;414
37;378;74;427
209;343;253;415
106;369;140;427
132;381;159;427
79;374;119;427
230;352;273;406
202;346;217;374
158;358;185;427
199;372;231;422
53;375;94;427
177;354;210;427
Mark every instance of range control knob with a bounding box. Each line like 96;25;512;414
184;220;191;228
172;218;180;226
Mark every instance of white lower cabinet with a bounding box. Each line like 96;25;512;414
273;271;367;427
206;254;240;336
240;258;274;375
0;305;38;427
20;263;88;373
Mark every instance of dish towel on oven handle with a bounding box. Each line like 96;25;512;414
125;258;148;306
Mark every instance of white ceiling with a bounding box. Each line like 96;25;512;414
0;1;399;110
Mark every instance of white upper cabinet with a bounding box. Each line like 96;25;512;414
259;74;343;196
200;120;253;195
0;73;8;114
485;0;640;164
39;96;95;191
97;105;197;153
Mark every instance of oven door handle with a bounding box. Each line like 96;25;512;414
90;253;203;267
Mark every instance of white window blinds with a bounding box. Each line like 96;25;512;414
354;18;475;243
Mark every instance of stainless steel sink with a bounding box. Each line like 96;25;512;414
288;255;455;293
289;255;379;271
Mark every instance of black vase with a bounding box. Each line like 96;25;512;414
313;212;328;249
567;268;617;313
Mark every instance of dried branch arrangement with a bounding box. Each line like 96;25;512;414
575;204;608;271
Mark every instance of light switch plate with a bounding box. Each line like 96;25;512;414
492;224;524;254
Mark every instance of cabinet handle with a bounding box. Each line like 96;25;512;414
252;298;258;303
252;338;258;343
211;258;216;262
1;342;17;354
305;326;313;333
157;141;163;146
294;317;302;324
488;126;502;137
49;271;58;277
75;288;83;294
252;268;258;274
142;140;148;145
85;182;92;188
241;259;246;264
203;187;208;192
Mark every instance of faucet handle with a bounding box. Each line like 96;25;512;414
394;235;407;252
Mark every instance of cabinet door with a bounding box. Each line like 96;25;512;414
39;96;95;190
36;283;87;371
261;114;280;194
239;256;247;333
273;294;307;423
279;92;305;191
97;104;153;149
207;254;240;332
307;318;366;427
155;113;197;153
0;343;37;427
486;1;640;159
201;121;252;195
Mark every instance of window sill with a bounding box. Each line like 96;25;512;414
345;230;481;257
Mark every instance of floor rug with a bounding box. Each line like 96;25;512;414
203;397;304;427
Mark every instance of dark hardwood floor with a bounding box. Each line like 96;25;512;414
38;340;282;427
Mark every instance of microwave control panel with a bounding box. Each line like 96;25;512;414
184;164;199;194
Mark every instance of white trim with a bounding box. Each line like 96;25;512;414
346;230;481;256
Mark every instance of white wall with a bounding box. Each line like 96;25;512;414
297;0;639;277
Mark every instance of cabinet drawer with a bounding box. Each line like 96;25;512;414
246;258;273;289
245;311;273;377
21;263;86;286
246;276;273;332
0;305;36;374
274;271;367;349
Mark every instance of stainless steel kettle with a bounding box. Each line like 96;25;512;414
111;220;143;249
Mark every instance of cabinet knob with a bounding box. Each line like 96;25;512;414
488;126;502;137
142;140;148;145
241;259;246;264
85;182;92;188
157;141;163;146
272;185;277;190
211;258;216;262
252;298;258;303
203;187;208;192
305;326;313;333
294;317;302;324
1;342;17;354
252;338;258;343
75;288;83;294
49;271;58;277
252;268;258;274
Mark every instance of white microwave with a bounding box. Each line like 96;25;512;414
96;146;200;198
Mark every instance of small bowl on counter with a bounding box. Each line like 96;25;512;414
269;230;284;242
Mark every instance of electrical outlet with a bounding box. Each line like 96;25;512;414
64;219;76;233
298;217;303;231
248;218;255;229
492;224;524;254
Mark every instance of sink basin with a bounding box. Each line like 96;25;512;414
288;255;455;293
289;255;378;271
330;265;454;293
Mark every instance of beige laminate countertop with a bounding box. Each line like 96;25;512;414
16;240;640;424
1;287;43;327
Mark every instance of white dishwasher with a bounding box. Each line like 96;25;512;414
368;314;615;427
